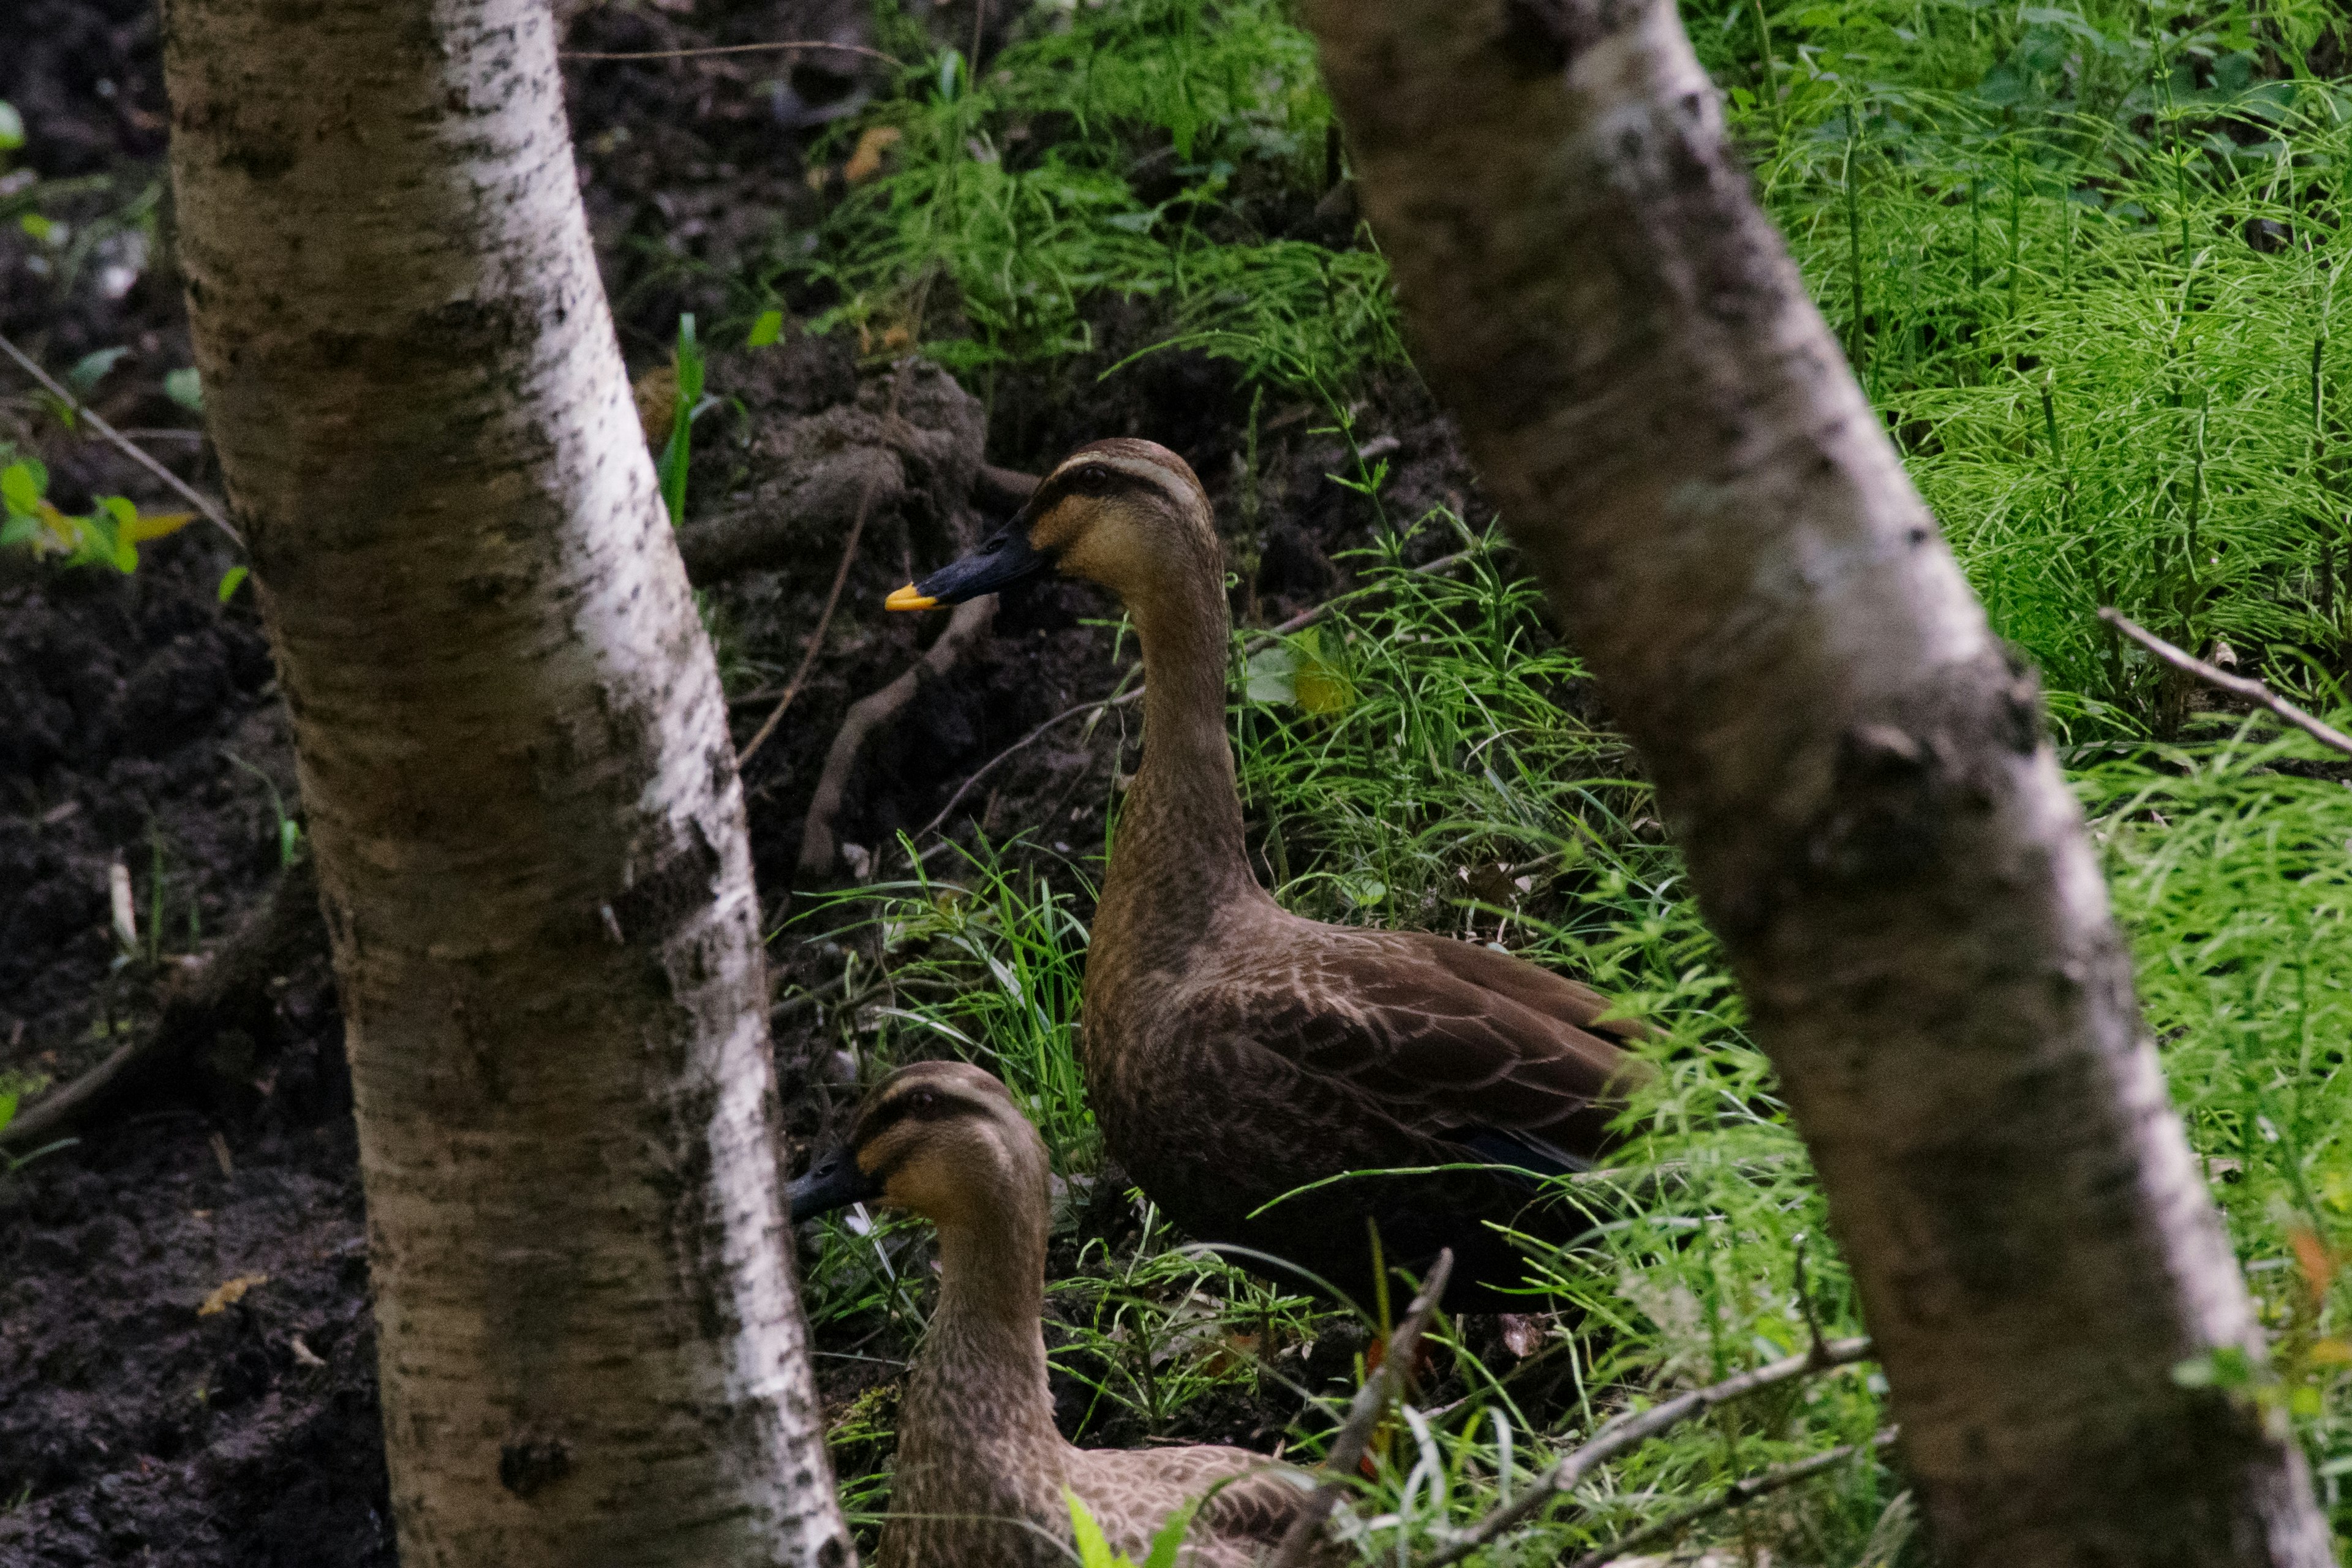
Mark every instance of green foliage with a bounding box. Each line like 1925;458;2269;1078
800;845;1099;1166
1;453;192;573
788;0;1401;389
657;314;706;527
0;1071;74;1177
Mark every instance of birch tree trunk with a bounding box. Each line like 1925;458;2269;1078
1295;2;2331;1562
161;2;851;1562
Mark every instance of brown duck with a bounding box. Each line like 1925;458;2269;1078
887;439;1646;1312
788;1061;1327;1567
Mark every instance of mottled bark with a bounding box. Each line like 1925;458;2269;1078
1295;1;2328;1562
161;1;851;1563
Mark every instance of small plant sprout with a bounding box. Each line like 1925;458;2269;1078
655;313;709;527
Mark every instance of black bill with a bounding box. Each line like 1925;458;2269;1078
885;522;1050;611
787;1147;883;1221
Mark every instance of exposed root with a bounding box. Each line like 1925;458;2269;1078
796;593;999;880
2;857;323;1149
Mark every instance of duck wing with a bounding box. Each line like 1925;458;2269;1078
1223;926;1648;1170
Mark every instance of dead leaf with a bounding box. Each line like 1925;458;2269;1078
1497;1311;1549;1360
631;364;677;450
197;1273;269;1317
843;124;902;184
2288;1226;2336;1309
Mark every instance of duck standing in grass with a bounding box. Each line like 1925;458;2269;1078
886;440;1648;1312
788;1061;1327;1567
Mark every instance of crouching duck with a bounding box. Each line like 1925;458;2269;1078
790;1061;1329;1567
887;440;1649;1313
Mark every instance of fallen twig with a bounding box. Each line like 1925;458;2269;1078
912;681;1143;843
1565;1427;1898;1568
1415;1335;1875;1568
1265;1249;1453;1568
735;356;941;770
798;592;998;877
1;857;320;1149
2098;608;2352;760
559;40;903;66
0;330;242;548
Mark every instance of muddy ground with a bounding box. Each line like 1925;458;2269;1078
0;2;1506;1562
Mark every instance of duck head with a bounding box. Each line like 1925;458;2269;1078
788;1060;1049;1229
885;439;1217;617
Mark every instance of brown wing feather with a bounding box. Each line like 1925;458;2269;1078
1205;925;1645;1158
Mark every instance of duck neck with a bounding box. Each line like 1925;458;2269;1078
1104;569;1258;931
911;1208;1058;1448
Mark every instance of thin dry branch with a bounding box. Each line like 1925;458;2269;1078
1417;1336;1875;1568
559;40;903;66
911;682;1144;843
1;857;320;1149
1265;1248;1454;1568
2099;608;2352;759
1566;1427;1899;1568
797;593;997;877
0;330;243;547
735;360;944;769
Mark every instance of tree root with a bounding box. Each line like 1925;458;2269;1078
796;593;998;879
1;856;323;1150
676;358;986;584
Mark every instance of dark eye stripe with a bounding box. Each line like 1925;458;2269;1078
856;1085;970;1149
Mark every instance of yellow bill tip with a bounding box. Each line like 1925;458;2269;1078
884;583;939;612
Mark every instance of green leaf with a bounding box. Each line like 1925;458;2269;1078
1245;645;1297;704
747;309;784;348
217;565;248;603
1;459;47;517
2174;1344;2260;1391
67;347;128;395
96;495;139;571
0;512;37;549
656;313;704;527
164;367;203;412
19;211;54;243
0;100;23;152
0;1090;17;1136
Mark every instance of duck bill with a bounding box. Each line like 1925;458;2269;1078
886;521;1050;611
787;1148;883;1222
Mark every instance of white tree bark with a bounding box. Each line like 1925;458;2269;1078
161;2;851;1562
1296;1;2331;1562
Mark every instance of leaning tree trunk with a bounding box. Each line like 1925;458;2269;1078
161;2;851;1564
1297;2;2329;1563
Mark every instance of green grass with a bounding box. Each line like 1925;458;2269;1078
770;0;1402;390
774;0;2352;1559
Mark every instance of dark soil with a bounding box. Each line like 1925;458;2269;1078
0;1;1501;1561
